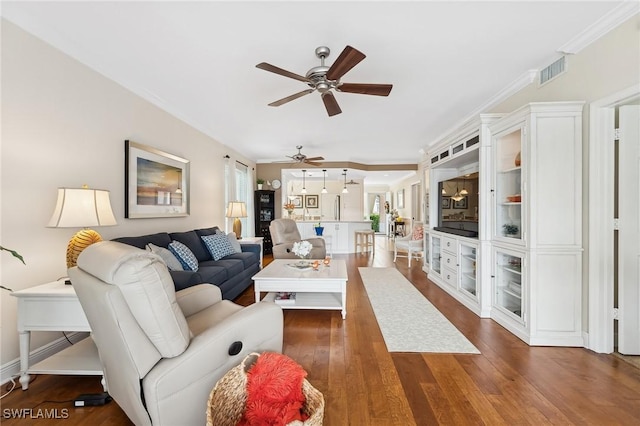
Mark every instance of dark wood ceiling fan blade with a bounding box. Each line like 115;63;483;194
256;62;310;83
337;83;393;96
326;46;366;80
268;89;314;106
305;156;325;161
304;161;324;167
322;92;342;116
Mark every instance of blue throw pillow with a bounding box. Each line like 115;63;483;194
202;234;237;261
168;240;199;271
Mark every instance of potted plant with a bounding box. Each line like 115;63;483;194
314;222;324;236
256;178;265;190
503;224;519;237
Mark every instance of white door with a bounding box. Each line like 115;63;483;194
618;105;640;355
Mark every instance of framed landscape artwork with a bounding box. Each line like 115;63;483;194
442;197;451;209
125;140;190;218
305;195;319;208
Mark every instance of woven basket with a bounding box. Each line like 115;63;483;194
206;353;324;426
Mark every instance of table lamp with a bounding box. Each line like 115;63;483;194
226;201;247;239
48;186;117;268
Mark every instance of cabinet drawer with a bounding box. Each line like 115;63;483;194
442;267;458;287
442;251;458;269
442;236;458;253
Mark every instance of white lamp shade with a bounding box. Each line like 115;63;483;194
48;188;117;228
226;201;247;218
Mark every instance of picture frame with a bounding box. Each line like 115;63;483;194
397;189;405;208
453;196;468;209
305;194;319;208
291;195;303;208
442;197;451;209
125;140;190;218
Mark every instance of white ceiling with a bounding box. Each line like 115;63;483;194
2;1;630;172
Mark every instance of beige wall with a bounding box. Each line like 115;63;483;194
0;20;254;369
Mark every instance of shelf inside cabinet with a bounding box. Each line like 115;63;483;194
499;166;521;173
502;287;522;300
463;272;476;281
502;265;522;275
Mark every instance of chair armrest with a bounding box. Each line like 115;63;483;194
304;237;326;249
176;284;222;317
143;302;284;401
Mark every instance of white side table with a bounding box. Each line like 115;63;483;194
239;236;264;268
11;281;104;390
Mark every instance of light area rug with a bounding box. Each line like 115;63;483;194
359;267;480;354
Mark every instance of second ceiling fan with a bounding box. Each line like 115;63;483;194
256;45;393;117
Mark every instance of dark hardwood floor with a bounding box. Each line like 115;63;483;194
3;236;639;425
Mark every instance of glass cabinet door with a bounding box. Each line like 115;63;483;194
431;235;441;275
459;243;478;299
494;249;524;322
494;128;523;242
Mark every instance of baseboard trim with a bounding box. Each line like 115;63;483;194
0;332;89;385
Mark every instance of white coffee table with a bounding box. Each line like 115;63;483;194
252;259;348;319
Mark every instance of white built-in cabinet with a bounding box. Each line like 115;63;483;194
429;231;487;317
488;102;584;346
423;102;584;346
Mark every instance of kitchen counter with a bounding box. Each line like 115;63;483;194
295;220;373;254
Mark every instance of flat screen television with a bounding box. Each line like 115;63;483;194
434;172;479;238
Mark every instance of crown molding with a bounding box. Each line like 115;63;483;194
558;2;640;54
426;69;537;150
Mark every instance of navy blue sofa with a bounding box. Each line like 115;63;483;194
113;227;260;300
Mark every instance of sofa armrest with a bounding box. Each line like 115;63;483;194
240;243;260;256
169;270;203;291
176;284;222;317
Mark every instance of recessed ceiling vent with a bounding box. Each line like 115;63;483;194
539;56;566;86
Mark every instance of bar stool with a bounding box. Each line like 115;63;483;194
355;229;375;255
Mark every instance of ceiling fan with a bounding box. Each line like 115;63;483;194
256;45;393;117
274;145;324;166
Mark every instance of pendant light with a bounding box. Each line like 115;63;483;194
460;178;468;196
451;181;464;202
301;169;307;194
321;169;328;194
342;169;349;194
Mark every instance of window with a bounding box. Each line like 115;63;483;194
224;158;254;237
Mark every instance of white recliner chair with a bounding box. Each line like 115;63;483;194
68;241;283;426
269;218;326;259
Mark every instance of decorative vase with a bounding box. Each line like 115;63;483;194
314;226;324;236
287;210;293;218
515;151;521;167
257;184;263;190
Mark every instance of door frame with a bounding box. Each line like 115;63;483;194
588;84;640;353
